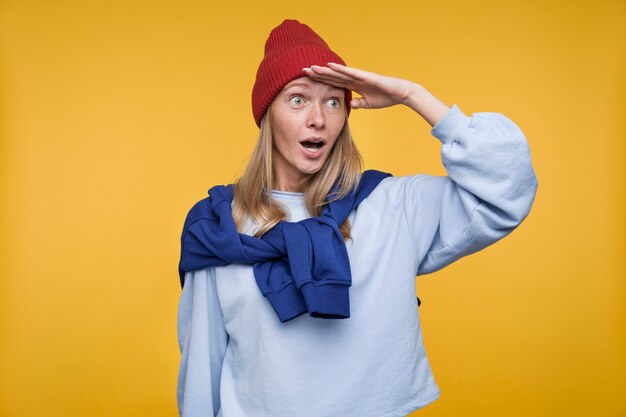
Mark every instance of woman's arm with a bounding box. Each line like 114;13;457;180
402;83;451;128
304;63;538;274
404;104;538;274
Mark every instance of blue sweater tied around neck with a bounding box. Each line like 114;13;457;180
178;169;392;323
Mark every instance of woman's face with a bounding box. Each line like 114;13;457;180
270;76;347;191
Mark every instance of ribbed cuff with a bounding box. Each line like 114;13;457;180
266;282;308;323
430;103;471;145
300;282;351;319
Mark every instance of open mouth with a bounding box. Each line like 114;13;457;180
300;139;326;152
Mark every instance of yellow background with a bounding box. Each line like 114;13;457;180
1;0;624;416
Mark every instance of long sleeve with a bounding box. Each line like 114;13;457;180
403;103;538;275
177;268;229;417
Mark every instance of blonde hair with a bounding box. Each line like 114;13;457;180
232;102;364;240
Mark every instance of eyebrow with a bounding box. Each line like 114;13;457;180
284;82;310;90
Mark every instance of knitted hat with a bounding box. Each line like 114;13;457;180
251;19;352;128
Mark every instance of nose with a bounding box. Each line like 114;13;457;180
306;102;325;129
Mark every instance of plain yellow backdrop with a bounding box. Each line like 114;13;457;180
1;0;624;416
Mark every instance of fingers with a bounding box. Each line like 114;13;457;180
302;74;348;89
327;62;369;81
303;65;354;83
350;96;369;109
302;68;351;90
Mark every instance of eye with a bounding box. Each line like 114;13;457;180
327;98;340;108
290;96;304;106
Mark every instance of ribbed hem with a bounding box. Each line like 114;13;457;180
300;282;351;319
265;281;351;322
430;103;471;145
265;282;308;323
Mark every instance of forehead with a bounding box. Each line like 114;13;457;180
282;77;344;94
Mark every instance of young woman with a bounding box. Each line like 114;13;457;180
176;19;538;417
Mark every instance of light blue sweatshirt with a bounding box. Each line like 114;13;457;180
176;104;538;417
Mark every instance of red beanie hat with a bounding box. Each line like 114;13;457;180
251;19;352;128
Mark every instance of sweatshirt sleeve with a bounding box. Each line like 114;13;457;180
403;103;538;275
177;268;229;417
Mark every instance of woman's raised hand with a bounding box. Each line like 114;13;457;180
302;63;420;110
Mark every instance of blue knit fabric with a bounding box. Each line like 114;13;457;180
178;169;392;322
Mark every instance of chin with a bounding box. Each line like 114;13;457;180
298;162;325;176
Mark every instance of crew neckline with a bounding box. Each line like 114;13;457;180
270;189;305;200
